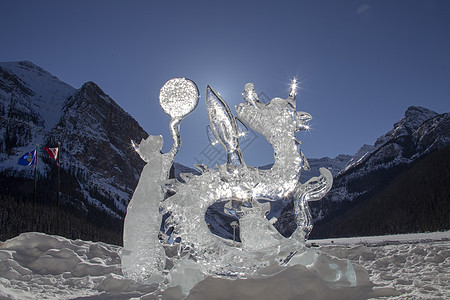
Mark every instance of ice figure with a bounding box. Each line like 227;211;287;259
122;135;169;283
122;77;357;297
122;78;199;283
206;85;245;167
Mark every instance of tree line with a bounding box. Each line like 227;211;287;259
0;163;124;245
310;146;450;239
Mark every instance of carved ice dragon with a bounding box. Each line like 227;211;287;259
122;78;333;292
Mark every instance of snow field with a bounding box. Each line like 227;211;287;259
0;231;448;299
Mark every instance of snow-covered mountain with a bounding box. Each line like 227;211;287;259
309;106;450;238
0;61;75;157
259;154;352;182
0;61;147;243
47;81;147;217
321;106;448;204
302;154;353;180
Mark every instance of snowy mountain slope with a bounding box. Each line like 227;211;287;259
318;106;449;205
0;61;75;131
374;106;438;148
259;154;352;183
0;61;148;243
0;231;448;299
309;106;450;238
339;144;375;174
47;81;147;217
0;61;75;162
302;154;352;180
340;106;444;178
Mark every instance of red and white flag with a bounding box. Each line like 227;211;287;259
43;147;59;160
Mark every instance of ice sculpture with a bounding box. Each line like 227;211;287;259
122;77;354;296
122;78;199;283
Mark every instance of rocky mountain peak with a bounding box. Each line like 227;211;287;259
375;106;438;147
0;65;33;96
80;81;109;99
51;80;147;216
402;106;438;129
66;81;110;113
1;61;148;222
308;104;449;238
0;61;74;97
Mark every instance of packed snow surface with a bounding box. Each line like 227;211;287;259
0;231;448;299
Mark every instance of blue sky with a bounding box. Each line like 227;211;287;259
1;0;449;167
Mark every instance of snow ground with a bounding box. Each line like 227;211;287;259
0;231;448;300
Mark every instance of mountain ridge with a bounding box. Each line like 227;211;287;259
0;61;148;244
1;60;448;244
308;105;450;238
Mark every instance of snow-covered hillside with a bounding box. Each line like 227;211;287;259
300;154;352;181
309;106;450;238
341;106;448;178
0;61;76;132
0;61;147;226
0;231;448;299
0;61;75;169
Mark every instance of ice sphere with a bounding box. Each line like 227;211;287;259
159;78;199;119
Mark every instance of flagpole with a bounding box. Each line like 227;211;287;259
33;143;38;231
57;141;61;234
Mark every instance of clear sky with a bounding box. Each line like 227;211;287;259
1;0;449;168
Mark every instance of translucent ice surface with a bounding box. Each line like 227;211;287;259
122;135;169;284
159;77;199;119
122;78;199;284
122;78;345;296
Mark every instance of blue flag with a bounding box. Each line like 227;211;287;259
18;150;36;166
